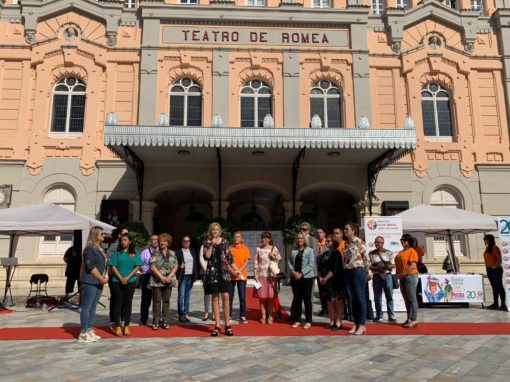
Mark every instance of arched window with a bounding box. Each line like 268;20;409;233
169;78;202;127
240;79;273;128
39;187;76;256
50;77;86;135
421;83;453;141
310;80;342;128
430;187;465;257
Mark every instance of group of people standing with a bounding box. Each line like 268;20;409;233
76;219;507;343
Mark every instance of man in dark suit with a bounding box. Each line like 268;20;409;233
176;235;199;322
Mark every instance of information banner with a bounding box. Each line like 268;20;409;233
364;216;405;312
497;217;510;310
241;231;285;278
419;274;484;303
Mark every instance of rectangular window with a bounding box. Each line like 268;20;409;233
51;95;68;133
395;0;408;9
372;0;384;15
437;100;453;137
310;98;324;126
170;95;185;126
241;97;255;128
445;0;457;9
258;97;272;127
187;95;202;127
69;94;85;133
421;99;436;137
313;0;331;8
246;0;266;6
470;0;483;14
180;0;198;3
124;0;136;8
327;98;342;128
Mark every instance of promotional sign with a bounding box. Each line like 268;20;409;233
497;217;510;310
364;216;405;312
419;274;484;303
241;231;285;278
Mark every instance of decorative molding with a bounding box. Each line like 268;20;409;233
104;126;416;150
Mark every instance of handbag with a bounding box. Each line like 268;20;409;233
267;246;280;276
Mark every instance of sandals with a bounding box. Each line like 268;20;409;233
225;325;234;337
161;321;169;330
211;326;221;337
152;323;159;330
303;323;312;330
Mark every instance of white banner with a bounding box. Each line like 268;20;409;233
497;217;510;309
364;216;405;312
241;231;285;278
419;274;484;303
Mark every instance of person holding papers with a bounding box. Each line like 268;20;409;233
229;232;251;323
253;231;282;324
288;232;316;329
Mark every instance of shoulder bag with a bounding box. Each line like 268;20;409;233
267;246;281;277
378;253;399;290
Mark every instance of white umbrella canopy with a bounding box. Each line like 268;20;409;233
398;204;497;235
398;204;497;273
0;203;115;236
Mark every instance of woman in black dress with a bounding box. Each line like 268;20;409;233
318;236;346;331
203;222;241;337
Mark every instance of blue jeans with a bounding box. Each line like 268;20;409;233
372;274;394;319
345;267;368;326
400;274;419;321
80;282;103;333
178;275;194;316
229;280;247;318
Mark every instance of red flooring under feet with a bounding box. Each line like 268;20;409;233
1;288;510;340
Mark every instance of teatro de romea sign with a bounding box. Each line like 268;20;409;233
163;26;349;47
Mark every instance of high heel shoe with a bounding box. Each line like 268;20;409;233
201;313;209;321
347;326;357;334
354;327;366;335
404;322;418;329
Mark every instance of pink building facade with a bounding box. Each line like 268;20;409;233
1;0;510;289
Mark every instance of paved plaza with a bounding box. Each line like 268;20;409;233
1;284;510;382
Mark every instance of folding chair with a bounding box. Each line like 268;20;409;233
27;273;49;302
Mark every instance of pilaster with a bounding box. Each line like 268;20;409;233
210;200;230;219
138;18;160;125
350;19;372;126
212;49;230;127
283;51;301;128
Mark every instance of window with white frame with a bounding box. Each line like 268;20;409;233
50;77;86;136
312;0;331;8
470;0;483;14
240;79;273;128
372;0;384;15
430;188;465;257
39;187;76;256
124;0;136;8
421;83;454;141
395;0;408;9
246;0;266;6
180;0;199;3
310;80;342;128
169;78;202;127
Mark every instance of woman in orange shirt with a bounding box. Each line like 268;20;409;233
395;234;419;328
229;232;251;323
483;234;507;311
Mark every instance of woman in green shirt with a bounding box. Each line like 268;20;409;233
109;234;142;336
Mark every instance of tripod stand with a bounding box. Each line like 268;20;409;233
1;257;18;311
48;290;80;312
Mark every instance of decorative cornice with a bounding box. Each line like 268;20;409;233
104;126;416;150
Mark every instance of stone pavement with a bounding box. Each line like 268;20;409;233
1;284;510;382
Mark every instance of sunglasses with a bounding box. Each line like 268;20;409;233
300;228;309;231
183;240;190;243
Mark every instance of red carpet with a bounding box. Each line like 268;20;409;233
1;288;510;340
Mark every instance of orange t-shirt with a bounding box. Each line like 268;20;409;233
395;248;419;275
230;244;251;280
484;246;502;268
338;241;346;256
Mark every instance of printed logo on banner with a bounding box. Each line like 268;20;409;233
419;274;484;303
497;217;510;310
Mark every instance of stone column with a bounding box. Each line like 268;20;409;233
130;200;157;234
138;18;160;125
282;201;303;223
494;11;510;135
210;200;230;219
350;22;372;126
212;49;230;126
283;51;300;128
